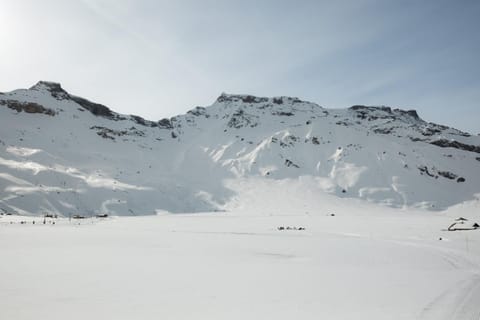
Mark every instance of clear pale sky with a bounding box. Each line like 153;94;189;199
1;0;479;133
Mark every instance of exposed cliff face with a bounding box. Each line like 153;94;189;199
0;82;479;216
0;99;56;116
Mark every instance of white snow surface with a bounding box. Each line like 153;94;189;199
1;81;479;215
1;202;479;319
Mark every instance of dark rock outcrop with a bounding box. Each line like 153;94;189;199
273;97;283;104
430;139;480;154
130;115;158;127
227;109;258;129
350;105;392;113
29;81;121;120
421;127;442;136
418;166;435;178
272;111;294;116
0;100;56;116
158;118;173;129
349;105;420;122
30;81;69;100
70;95;115;119
90;126;145;140
187;106;207;117
438;171;458;180
217;93;268;104
374;127;394;134
394;109;419;120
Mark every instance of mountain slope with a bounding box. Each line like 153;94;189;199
1;81;479;215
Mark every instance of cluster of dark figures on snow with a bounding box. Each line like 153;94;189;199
15;219;56;225
277;226;305;231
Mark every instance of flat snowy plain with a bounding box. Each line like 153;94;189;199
1;200;479;320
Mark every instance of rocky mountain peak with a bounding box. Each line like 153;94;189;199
29;81;70;99
216;93;307;106
217;93;269;104
348;105;421;122
28;81;117;119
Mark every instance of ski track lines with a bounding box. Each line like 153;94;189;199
415;242;480;319
317;229;480;319
175;225;480;319
451;275;480;320
419;274;480;320
389;240;480;319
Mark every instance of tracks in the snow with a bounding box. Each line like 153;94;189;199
450;274;480;320
419;274;480;320
320;229;480;320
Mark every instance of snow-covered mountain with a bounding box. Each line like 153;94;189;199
1;81;479;216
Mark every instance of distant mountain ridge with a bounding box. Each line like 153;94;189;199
0;81;479;216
